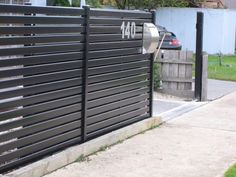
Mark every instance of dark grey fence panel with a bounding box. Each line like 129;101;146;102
0;4;153;174
0;4;84;173
86;8;152;139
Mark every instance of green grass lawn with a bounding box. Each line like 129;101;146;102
224;164;236;177
208;55;236;82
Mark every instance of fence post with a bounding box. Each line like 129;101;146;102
149;10;156;117
82;6;90;142
201;53;208;101
195;12;204;101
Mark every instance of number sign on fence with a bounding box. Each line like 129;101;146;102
120;21;136;39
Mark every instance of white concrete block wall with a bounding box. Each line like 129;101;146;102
155;8;236;55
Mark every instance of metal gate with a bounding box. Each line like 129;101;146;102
0;4;153;173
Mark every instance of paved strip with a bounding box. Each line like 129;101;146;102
45;92;236;177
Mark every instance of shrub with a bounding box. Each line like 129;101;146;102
52;0;71;6
153;63;161;90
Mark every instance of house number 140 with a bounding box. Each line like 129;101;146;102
120;21;136;39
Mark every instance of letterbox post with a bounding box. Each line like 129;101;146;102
149;10;157;117
195;12;204;101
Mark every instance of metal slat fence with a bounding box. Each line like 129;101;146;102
0;4;153;173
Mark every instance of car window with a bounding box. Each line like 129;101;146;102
165;33;172;36
171;32;176;37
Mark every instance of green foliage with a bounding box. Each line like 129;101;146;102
224;164;236;177
47;0;54;5
160;0;189;7
108;0;190;9
130;0;189;10
48;0;193;9
51;0;71;6
113;0;127;9
153;62;161;90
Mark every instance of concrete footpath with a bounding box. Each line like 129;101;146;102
45;92;236;177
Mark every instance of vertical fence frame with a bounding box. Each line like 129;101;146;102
82;5;90;142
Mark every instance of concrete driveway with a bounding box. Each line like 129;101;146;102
152;79;236;116
45;92;236;177
208;79;236;100
153;99;184;115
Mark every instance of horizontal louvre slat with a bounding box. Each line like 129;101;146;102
0;95;82;122
0;26;85;35
0;103;81;132
0;4;84;15
88;114;148;139
89;40;142;51
0;129;81;164
0;43;84;56
0;86;82;110
0;112;81;144
0;52;83;67
0;16;84;24
88;81;148;100
90;34;142;42
90;18;151;25
0;69;82;90
88;107;149;133
88;87;149;108
0;35;85;46
88;48;141;59
88;54;150;67
88;67;149;84
88;94;148;117
88;60;149;75
0;119;81;154
0;78;82;100
0;137;80;173
0;61;83;78
88;101;148;125
90;9;152;19
88;74;148;92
